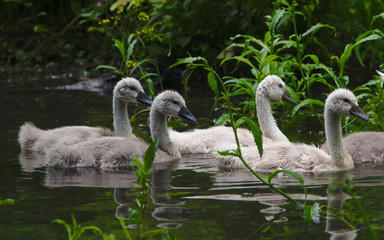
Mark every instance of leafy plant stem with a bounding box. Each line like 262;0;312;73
343;182;378;240
206;63;302;207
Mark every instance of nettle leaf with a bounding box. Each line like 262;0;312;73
371;12;384;26
215;112;230;125
170;56;207;68
143;139;159;172
244;118;263;156
270;9;286;33
302;23;336;38
302;54;319;66
304;202;321;223
291;98;324;116
207;72;219;96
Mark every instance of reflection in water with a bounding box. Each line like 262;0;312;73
114;169;194;229
18;152;46;172
19;152;193;229
16;145;383;238
326;184;357;240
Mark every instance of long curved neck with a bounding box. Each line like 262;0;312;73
325;108;350;169
113;98;132;137
150;109;181;159
256;91;289;142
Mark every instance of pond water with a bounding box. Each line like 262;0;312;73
0;76;383;239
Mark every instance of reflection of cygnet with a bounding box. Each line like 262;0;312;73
326;185;357;240
18;151;45;172
114;188;133;220
151;169;185;205
259;199;287;222
152;199;195;229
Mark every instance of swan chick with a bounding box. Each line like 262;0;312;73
221;89;369;172
170;75;296;155
18;77;152;153
321;70;384;164
46;90;197;169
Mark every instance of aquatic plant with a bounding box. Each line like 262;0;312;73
52;139;173;239
0;197;15;206
52;213;104;240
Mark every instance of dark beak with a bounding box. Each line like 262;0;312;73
349;104;369;122
137;91;153;106
178;106;198;124
282;90;297;105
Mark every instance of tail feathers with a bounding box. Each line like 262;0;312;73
46;147;81;168
18;122;43;150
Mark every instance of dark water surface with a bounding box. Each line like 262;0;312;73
0;77;383;239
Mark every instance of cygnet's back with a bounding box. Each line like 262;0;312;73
46;90;197;169
18;77;152;154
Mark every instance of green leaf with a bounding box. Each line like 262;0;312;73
131;157;144;170
119;214;132;240
113;38;125;61
140;228;167;238
291;98;324;116
144;139;159;172
0;198;15;205
310;202;321;223
214;112;230;125
355;33;382;46
170;56;207;68
339;43;355;77
270;9;285;33
244;118;263;157
207;72;218;96
222;56;257;69
126;40;137;63
371;12;384;26
96;65;124;76
302;23;336;38
218;149;238;156
302;54;319;66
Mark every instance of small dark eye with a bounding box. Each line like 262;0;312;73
173;100;178;105
129;87;136;91
278;84;283;88
343;98;349;103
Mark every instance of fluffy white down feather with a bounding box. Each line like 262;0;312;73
169;126;255;154
170;75;296;155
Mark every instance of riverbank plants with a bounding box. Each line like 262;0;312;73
170;1;383;237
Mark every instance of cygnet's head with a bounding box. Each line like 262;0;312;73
151;90;197;123
325;88;369;121
257;75;297;105
113;77;152;105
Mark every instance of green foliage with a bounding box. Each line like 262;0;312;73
121;139;168;238
52;141;172;239
52;214;103;240
0;197;15;206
